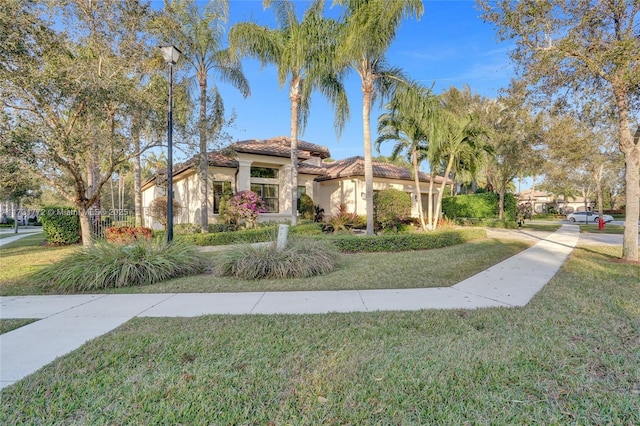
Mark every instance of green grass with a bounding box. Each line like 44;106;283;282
0;235;77;295
91;238;531;294
578;224;627;234
520;222;562;232
1;244;637;424
0;319;37;335
0;235;531;295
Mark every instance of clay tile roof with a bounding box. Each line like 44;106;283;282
298;163;326;175
231;136;331;159
318;156;450;184
207;151;238;168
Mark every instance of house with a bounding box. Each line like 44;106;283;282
516;189;595;214
141;136;451;228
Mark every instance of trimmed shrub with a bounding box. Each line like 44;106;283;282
208;223;239;233
174;223;201;234
290;223;325;236
299;193;315;221
179;226;278;246
442;193;517;221
105;226;153;244
34;239;205;291
213;238;339;280
373;188;412;232
326;228;486;253
40;206;80;245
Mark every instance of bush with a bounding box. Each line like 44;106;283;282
290;223;325;236
105;226;153;244
147;197;181;229
326;204;365;233
213;238;339;280
40;206;80;245
174;223;201;234
179;226;278;246
34;239;205;291
326;228;486;253
442;193;517;221
299;193;315;221
208;223;239;233
227;190;266;228
373;188;412;232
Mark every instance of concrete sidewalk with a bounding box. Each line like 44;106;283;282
0;225;579;390
0;228;43;248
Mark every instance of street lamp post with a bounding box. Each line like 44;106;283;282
159;45;181;243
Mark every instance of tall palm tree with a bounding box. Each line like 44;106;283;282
335;0;423;235
229;0;349;226
161;0;250;233
376;81;440;231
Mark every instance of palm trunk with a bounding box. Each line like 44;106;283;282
362;83;374;235
199;74;208;233
133;128;143;227
289;79;301;226
432;156;454;231
427;163;435;230
412;147;426;231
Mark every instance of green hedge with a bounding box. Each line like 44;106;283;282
178;226;278;246
442;193;517;221
324;228;486;253
40;206;80;245
453;218;518;229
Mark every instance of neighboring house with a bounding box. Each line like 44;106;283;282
516;189;595;214
141;136;451;228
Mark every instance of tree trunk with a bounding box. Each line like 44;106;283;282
613;88;639;261
432;156;454;231
289;78;301;226
412;147;427;231
427;164;436;230
78;203;93;246
362;82;374;235
133;128;143;227
498;186;505;220
198;74;209;233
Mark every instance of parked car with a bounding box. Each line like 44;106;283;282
566;211;614;223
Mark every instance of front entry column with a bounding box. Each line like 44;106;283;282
237;159;252;192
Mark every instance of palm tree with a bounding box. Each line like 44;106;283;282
335;0;423;235
376;81;440;231
428;110;489;230
161;0;250;233
229;0;349;226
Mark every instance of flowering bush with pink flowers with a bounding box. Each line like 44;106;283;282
227;190;266;228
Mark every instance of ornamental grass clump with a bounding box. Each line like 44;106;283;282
214;238;339;280
34;239;205;292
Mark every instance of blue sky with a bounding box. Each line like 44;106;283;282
170;0;520;183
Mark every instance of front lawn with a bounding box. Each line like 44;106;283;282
0;237;532;295
1;244;637;424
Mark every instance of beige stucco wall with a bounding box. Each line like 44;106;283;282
316;177;439;219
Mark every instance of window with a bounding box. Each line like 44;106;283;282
297;186;306;212
251;183;279;213
212;181;232;214
250;167;279;178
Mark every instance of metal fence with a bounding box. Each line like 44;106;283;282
87;207;190;239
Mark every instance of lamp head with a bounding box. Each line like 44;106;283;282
159;45;181;65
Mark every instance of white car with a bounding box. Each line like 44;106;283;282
566;211;614;223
